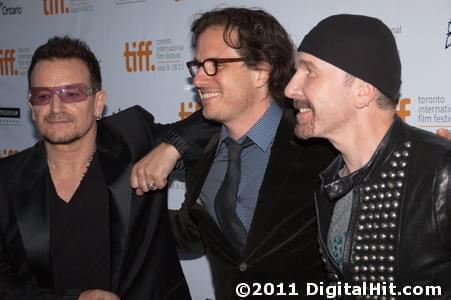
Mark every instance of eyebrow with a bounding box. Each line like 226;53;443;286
296;59;319;72
298;59;317;71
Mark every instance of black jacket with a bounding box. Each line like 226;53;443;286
171;111;337;299
0;106;191;300
316;116;451;299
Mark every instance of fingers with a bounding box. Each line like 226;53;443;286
130;164;140;189
436;128;451;140
135;188;144;197
131;162;164;193
148;182;157;191
79;289;120;300
129;143;180;195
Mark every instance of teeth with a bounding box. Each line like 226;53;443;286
299;108;312;113
200;91;221;99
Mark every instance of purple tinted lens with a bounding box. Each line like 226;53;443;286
29;84;92;106
29;89;53;105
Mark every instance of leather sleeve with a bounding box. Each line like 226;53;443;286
434;149;451;249
161;110;220;161
101;106;220;162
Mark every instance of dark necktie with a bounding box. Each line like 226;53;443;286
214;137;253;255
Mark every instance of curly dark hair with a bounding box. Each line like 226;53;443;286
191;7;295;103
27;36;101;89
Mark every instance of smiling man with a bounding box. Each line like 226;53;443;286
151;7;335;300
285;14;451;298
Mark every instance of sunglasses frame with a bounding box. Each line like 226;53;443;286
28;83;99;106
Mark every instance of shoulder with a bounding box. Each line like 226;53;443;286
0;142;46;202
97;106;157;158
0;143;43;175
99;105;155;130
405;123;451;152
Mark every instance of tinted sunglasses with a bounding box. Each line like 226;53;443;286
28;83;99;106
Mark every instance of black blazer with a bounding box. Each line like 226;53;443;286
171;112;336;300
0;106;191;300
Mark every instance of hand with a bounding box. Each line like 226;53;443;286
79;289;120;300
436;128;451;140
130;142;181;196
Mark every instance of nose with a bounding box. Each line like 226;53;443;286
284;70;304;101
192;67;210;88
48;93;65;112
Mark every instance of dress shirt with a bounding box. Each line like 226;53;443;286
199;102;282;232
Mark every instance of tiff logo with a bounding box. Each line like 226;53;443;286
446;21;451;49
179;101;201;120
124;40;155;72
396;98;411;121
43;0;69;15
0;49;17;76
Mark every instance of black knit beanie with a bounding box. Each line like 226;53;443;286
298;14;401;100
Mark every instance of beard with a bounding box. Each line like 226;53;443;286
43;134;82;145
38;112;91;145
294;121;315;140
293;100;315;140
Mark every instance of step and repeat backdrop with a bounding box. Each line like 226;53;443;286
1;0;450;299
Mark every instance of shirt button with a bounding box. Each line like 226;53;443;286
239;262;247;272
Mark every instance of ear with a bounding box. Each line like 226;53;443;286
253;63;270;88
354;80;378;109
94;90;107;119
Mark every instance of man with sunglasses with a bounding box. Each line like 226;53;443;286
132;7;336;300
0;36;193;299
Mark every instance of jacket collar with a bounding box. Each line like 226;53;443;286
320;115;406;201
185;113;306;257
10;141;47;190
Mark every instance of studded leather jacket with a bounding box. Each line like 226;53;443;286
315;116;451;299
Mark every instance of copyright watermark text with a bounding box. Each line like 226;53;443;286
234;281;442;298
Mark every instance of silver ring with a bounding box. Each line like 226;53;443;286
148;183;157;191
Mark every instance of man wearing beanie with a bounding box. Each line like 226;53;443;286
285;14;451;299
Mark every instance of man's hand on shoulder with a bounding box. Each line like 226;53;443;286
130;142;181;195
79;289;119;300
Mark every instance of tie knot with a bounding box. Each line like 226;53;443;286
224;137;254;151
223;137;253;158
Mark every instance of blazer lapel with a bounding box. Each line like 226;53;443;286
245;116;300;246
12;142;53;287
185;134;219;208
97;139;132;291
185;134;240;254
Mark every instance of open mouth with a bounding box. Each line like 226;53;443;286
198;89;222;100
294;100;313;113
